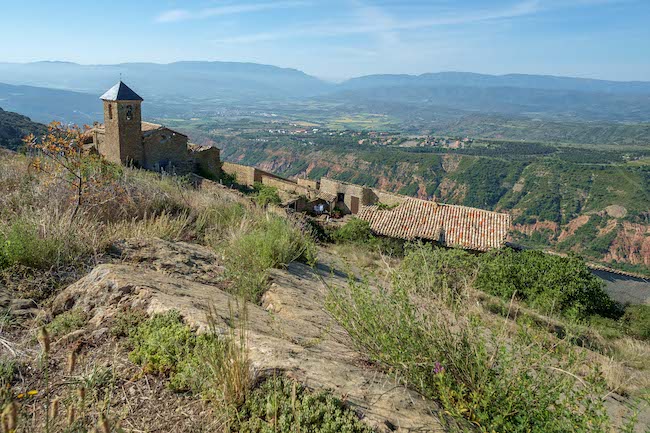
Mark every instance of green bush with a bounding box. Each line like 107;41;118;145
396;243;478;307
0;359;17;406
253;183;282;208
128;310;198;377
46;309;88;338
234;376;373;433
129;310;250;405
327;277;611;433
110;308;148;339
476;249;616;320
621;305;650;340
0;219;79;270
226;215;316;300
332;218;373;244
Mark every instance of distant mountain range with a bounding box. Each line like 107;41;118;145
1;61;649;126
340;72;650;95
0;82;100;125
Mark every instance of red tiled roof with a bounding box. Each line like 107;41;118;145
357;198;510;251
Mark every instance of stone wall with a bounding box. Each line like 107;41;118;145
192;147;222;179
320;178;375;214
222;162;261;186
372;190;407;207
297;178;319;189
143;129;193;174
103;101;143;166
98;101;121;164
262;176;313;197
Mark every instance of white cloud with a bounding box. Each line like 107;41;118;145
211;0;543;44
155;1;310;23
155;9;193;23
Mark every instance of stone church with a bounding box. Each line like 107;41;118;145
89;81;221;178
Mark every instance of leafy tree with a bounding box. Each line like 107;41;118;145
476;249;616;320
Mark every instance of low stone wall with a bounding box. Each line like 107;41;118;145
262;176;313;197
222;162;261;186
372;189;407;207
297;178;319;189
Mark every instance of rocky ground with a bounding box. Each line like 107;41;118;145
1;238;448;432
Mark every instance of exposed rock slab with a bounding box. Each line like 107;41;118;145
52;238;445;432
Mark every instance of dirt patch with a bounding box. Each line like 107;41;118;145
606;222;650;267
558;215;590;242
513;220;559;237
441;154;462;173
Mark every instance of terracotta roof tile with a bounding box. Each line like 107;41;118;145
358;198;510;251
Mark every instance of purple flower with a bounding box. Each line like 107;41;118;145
433;361;445;375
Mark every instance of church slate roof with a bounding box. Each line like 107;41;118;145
100;81;144;101
357;198;510;251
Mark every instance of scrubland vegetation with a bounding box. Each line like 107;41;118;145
0;127;648;431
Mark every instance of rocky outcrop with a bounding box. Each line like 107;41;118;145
52;238;445;432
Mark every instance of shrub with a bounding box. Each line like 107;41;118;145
0;359;17;406
476;249;616;320
110;308;148;339
332;218;373;244
0;218;86;271
225;215;316;300
621;305;650;340
327;277;611;433
395;243;478;307
128;309;251;402
46;309;88;338
128;310;197;377
234;376;373;433
172;308;251;409
253;183;282;208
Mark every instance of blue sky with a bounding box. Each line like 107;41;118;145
0;0;648;81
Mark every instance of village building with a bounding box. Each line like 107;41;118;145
358;199;511;252
85;82;510;252
88;81;221;178
220;160;511;251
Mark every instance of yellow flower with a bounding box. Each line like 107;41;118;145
27;390;38;396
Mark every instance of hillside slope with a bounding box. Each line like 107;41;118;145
209;135;649;274
0;107;46;150
0;149;647;432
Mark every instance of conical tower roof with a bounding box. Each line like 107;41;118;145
100;81;143;101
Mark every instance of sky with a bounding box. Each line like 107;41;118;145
0;0;648;81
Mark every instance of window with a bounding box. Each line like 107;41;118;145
337;193;345;203
126;105;133;121
108;104;113;120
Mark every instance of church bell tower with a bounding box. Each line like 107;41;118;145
100;81;143;166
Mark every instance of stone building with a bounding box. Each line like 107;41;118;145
89;81;221;178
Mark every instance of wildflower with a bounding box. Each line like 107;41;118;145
433;361;445;375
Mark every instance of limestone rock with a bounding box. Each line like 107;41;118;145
52;239;445;432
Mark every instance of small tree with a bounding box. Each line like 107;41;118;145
24;122;124;221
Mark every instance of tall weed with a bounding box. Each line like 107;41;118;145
327;273;611;432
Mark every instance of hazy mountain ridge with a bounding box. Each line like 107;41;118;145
0;61;331;99
341;71;650;94
2;61;650;138
0;82;100;125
